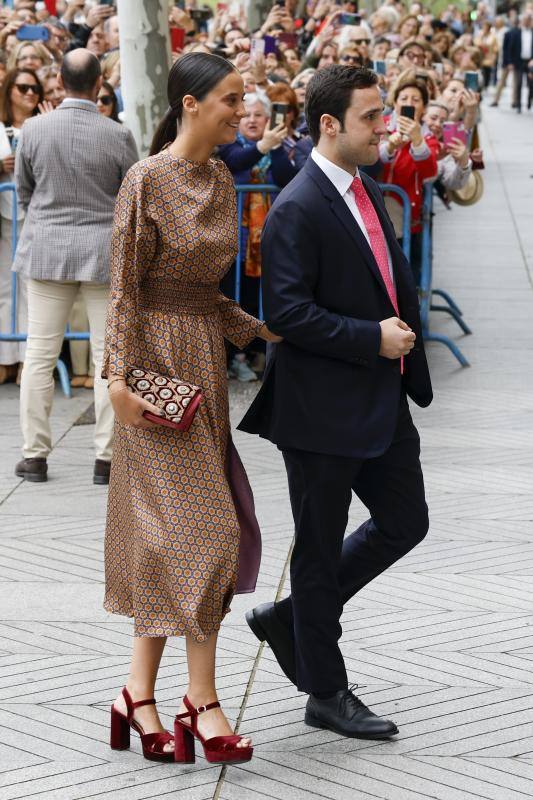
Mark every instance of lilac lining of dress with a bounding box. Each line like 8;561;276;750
226;437;262;593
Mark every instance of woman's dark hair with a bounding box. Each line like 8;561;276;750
150;52;236;156
393;78;429;107
305;65;378;145
0;68;44;125
100;80;120;122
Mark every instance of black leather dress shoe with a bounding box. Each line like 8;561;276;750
15;458;47;483
246;601;296;685
305;688;399;739
93;459;111;485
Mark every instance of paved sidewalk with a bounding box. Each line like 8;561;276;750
1;97;532;800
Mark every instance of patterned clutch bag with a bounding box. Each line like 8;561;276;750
125;368;202;432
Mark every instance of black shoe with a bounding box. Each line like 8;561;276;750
490;101;498;107
305;686;399;739
15;457;47;483
246;601;296;685
93;459;111;485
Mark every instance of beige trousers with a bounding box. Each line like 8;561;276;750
69;290;94;377
20;279;113;461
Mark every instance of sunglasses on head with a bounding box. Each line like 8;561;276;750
15;83;40;95
97;95;113;106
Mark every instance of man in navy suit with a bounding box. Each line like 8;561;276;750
240;65;433;739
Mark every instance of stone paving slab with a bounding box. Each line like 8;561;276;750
1;97;533;799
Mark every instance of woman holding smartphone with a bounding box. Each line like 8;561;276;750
104;53;280;765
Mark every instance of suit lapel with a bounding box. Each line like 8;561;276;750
304;159;394;304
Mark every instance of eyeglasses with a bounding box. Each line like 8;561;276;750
14;83;40;95
403;50;425;62
352;38;370;44
97;95;113;106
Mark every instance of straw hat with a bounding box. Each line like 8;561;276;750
449;170;484;206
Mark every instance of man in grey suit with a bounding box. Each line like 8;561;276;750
14;49;138;485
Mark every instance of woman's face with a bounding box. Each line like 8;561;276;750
284;48;301;72
10;71;40;116
293;73;312;106
194;70;246;147
97;86;114;117
442;78;464;103
423;105;448;139
395;86;425;122
44;76;65;108
318;44;337;69
239;100;269;141
17;44;43;72
400;18;418;41
241;71;256;94
372;41;389;60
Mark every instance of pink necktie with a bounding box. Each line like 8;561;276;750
350;175;404;373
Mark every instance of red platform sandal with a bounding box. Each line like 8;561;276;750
110;686;175;762
174;695;253;764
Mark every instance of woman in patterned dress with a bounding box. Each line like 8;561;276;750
103;53;281;762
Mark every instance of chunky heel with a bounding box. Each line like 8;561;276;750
174;718;196;763
110;706;131;750
110;687;174;762
175;695;253;765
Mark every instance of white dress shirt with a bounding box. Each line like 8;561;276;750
521;28;533;60
311;148;394;282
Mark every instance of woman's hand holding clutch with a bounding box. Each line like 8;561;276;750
108;379;162;429
258;324;283;344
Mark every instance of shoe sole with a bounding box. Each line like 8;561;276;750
93;476;110;485
245;609;297;685
304;712;399;739
15;471;47;482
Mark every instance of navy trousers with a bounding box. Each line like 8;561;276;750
276;394;429;694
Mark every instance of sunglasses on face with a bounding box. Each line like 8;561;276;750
15;83;40;95
97;95;113;106
341;55;361;63
352;38;370;44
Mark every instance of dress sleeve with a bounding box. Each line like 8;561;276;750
102;166;156;378
217;292;264;350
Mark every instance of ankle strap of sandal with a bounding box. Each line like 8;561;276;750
175;695;220;735
122;687;156;723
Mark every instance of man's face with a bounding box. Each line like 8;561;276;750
326;85;387;167
88;25;106;56
106;15;120;50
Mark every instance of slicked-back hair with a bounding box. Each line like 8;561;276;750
305;65;378;145
61;51;101;95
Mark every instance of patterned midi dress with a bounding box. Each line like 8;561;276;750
102;151;263;641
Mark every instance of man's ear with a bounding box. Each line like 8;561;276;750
320;113;340;138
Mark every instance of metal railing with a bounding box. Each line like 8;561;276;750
0;178;470;398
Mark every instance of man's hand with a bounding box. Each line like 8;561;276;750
86;4;115;29
379;317;416;359
1;154;16;174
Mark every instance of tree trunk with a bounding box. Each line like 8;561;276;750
116;0;171;157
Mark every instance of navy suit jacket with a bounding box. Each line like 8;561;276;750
507;27;530;67
238;157;432;459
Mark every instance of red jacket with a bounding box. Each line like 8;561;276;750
380;120;439;233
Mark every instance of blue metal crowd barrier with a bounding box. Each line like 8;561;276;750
0;178;468;400
419;183;470;367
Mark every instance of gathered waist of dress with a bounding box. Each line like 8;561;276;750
139;280;219;315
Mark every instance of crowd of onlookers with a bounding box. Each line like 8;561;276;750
0;0;532;384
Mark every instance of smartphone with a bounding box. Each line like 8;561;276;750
442;121;468;147
99;0;115;5
170;26;185;51
263;34;278;56
400;105;415;120
373;60;386;75
434;62;444;78
190;8;211;20
464;71;479;92
175;0;185;8
339;12;361;25
250;37;265;62
16;24;50;42
277;32;298;49
271;102;288;129
275;0;285;5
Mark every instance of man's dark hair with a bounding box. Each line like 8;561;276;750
305;65;378;145
61;50;101;95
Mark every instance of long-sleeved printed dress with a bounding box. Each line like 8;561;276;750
102;151;263;641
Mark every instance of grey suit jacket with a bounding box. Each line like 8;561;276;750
13;100;139;282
